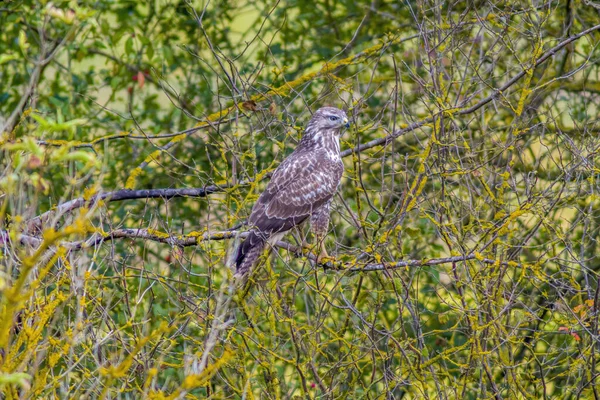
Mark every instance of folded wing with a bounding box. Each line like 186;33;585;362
249;150;343;234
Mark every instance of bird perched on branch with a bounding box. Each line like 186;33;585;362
234;107;350;277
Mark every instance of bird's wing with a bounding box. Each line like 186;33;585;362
248;149;343;235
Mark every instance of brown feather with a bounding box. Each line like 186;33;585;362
234;107;348;275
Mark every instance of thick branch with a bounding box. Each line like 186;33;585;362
28;187;225;229
2;228;513;272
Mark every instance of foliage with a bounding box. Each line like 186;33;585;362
2;0;600;398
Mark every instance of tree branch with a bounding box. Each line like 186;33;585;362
341;22;600;157
123;29;419;189
35;116;237;149
27;186;226;229
23;24;600;252
2;228;515;272
1;60;44;135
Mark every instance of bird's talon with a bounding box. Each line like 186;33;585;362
317;254;335;264
232;107;347;276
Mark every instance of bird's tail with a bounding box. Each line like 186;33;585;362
234;230;266;277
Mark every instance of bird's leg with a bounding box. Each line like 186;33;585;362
315;234;329;262
311;200;333;262
318;237;329;259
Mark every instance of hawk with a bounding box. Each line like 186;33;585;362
234;107;350;276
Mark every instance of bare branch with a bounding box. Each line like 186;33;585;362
341;22;600;157
28;186;226;229
2;228;512;273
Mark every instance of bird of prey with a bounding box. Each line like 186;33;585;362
234;107;350;276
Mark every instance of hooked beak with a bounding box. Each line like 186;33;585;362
343;117;350;129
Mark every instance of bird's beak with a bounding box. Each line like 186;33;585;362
343;117;350;129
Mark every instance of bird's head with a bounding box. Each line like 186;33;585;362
310;107;350;133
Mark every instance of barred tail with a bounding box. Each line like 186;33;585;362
235;231;266;276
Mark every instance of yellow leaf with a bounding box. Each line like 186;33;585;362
182;350;233;390
586;299;595;307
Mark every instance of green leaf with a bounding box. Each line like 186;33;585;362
0;372;31;389
18;30;29;54
125;36;134;56
0;53;18;64
405;226;420;238
146;44;154;60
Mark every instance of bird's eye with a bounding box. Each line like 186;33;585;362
329;116;338;121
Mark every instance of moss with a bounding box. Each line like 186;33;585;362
146;228;171;239
124;34;406;189
124;167;144;189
